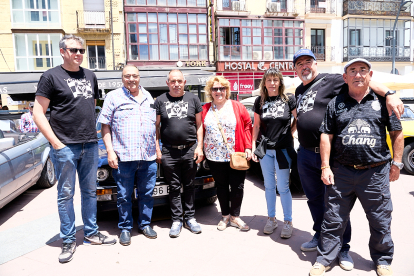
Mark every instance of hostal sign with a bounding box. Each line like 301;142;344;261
217;61;295;72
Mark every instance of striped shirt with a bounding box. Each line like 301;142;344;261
20;112;39;133
98;86;156;162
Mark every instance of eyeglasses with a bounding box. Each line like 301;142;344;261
123;74;140;79
63;48;86;54
211;87;226;92
347;69;369;77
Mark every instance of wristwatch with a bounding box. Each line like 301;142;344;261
391;160;404;170
385;90;396;97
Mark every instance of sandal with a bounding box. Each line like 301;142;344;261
230;217;250;231
217;216;230;231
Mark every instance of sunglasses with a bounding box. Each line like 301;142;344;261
211;87;226;92
63;48;86;54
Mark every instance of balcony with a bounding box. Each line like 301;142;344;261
343;0;411;17
305;0;336;14
216;0;250;16
343;46;410;62
265;0;298;17
88;57;106;70
307;46;335;62
76;11;111;33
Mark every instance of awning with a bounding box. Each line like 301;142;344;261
0;68;215;97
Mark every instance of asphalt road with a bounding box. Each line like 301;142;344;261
0;170;413;276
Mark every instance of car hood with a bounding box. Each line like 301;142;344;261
401;120;414;136
98;139;109;167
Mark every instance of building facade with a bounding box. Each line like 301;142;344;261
0;0;125;109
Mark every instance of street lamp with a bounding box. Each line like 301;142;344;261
391;0;412;74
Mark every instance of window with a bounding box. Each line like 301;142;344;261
125;0;206;6
14;33;62;71
311;29;325;60
218;18;304;60
127;12;208;61
11;0;60;28
87;42;106;70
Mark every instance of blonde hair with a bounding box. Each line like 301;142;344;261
204;76;231;102
259;68;287;108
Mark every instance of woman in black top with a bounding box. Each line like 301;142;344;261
252;68;297;238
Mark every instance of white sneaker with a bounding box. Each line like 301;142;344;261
263;218;278;234
338;251;354;271
280;221;293;239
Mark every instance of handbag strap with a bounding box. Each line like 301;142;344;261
211;104;233;153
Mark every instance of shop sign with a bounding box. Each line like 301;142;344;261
218;61;294;72
227;79;254;94
185;61;207;67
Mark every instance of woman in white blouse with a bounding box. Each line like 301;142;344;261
201;76;252;231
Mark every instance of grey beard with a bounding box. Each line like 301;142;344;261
302;72;313;81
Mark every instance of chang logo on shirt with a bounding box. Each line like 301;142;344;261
262;100;285;119
342;119;376;148
65;77;93;99
297;89;317;113
165;100;188;119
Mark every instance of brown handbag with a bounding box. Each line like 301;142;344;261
212;104;250;170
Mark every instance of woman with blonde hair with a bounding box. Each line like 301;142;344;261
252;68;297;238
202;75;252;231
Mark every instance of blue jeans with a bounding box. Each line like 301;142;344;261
259;149;292;221
113;160;156;231
50;142;99;243
297;146;351;251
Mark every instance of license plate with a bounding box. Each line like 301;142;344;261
134;185;183;198
203;182;214;189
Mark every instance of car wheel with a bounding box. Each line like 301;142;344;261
205;195;217;205
36;157;57;188
402;142;414;175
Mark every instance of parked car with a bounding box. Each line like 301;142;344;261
94;120;217;212
0;110;56;209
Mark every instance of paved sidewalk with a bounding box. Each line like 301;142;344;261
0;171;413;276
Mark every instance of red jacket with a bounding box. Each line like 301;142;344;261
202;100;252;153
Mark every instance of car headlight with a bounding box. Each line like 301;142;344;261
97;168;109;181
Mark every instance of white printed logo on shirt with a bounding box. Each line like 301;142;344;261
342;119;376;148
65;77;93;99
165;100;188;119
297;89;318;113
262;99;285;119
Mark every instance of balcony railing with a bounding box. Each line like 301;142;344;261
88;57;106;70
343;0;411;17
265;0;297;15
343;46;410;62
76;11;111;33
216;0;248;11
306;46;335;61
305;0;336;14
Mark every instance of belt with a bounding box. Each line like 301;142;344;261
345;160;389;170
304;146;319;153
163;141;195;150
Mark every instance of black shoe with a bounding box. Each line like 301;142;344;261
119;230;131;246
59;241;76;263
138;226;157;239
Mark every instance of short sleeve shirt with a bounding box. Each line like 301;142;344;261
295;73;347;148
203;101;236;161
98;86;156;162
35;66;100;144
253;94;296;149
154;92;203;145
319;89;402;165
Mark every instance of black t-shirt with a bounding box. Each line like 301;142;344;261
253;94;296;149
35;66;99;144
154;92;203;145
320;90;402;165
295;73;348;148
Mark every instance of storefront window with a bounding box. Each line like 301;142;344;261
343;18;410;61
218;18;304;60
14;33;62;71
127;12;208;61
125;0;206;6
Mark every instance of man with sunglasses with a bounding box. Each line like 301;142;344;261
310;58;403;276
292;49;403;271
98;65;158;245
33;34;116;264
154;69;204;238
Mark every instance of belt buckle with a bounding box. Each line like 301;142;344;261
177;145;184;150
315;147;320;153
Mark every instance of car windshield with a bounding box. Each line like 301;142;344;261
0;115;40;152
402;107;414;120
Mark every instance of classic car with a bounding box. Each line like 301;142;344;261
0;110;56;209
94;120;217;212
